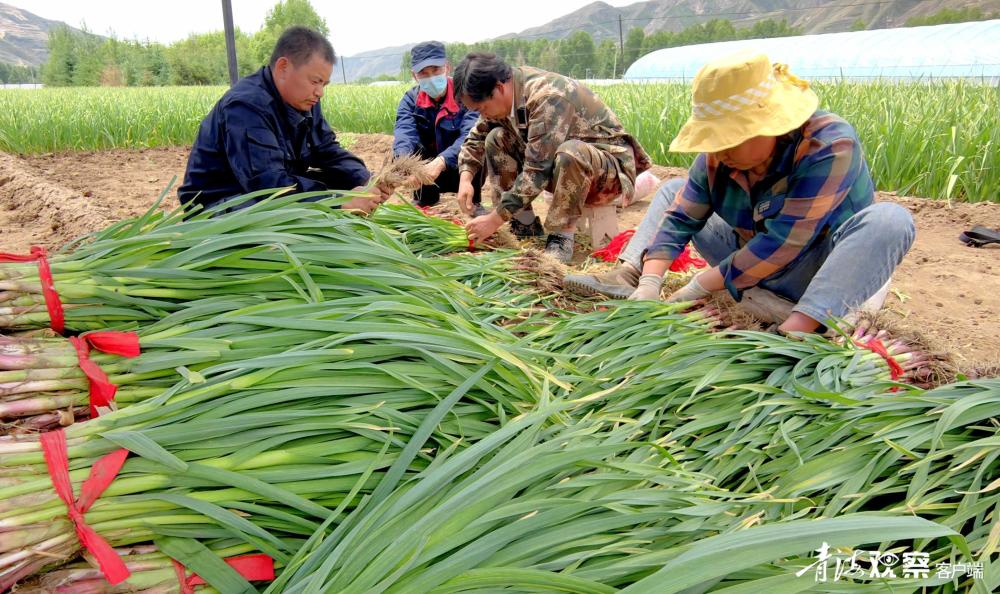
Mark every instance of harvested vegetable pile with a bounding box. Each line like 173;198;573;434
1;189;995;594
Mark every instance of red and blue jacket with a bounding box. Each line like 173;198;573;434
392;78;479;169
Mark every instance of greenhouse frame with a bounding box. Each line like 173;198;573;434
624;19;1000;83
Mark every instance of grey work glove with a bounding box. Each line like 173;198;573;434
628;274;665;301
666;275;713;303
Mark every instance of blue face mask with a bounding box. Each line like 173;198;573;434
417;74;448;99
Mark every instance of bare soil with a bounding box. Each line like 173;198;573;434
2;133;997;372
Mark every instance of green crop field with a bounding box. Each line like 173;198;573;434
0;81;997;202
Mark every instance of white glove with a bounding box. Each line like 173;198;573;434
628;274;665;301
666;275;712;303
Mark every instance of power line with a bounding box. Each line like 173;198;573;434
622;0;923;24
343;0;923;62
502;0;920;39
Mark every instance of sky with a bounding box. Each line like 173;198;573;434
16;0;637;56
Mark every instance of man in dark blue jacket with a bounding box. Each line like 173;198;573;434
179;27;384;214
393;41;484;213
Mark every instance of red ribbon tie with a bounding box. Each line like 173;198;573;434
172;554;276;594
70;331;141;418
0;245;66;333
41;429;130;585
854;337;904;391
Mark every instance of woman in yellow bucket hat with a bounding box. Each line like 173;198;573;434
565;51;915;333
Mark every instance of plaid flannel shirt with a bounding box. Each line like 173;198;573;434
646;111;875;300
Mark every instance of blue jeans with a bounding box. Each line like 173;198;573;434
620;178;916;323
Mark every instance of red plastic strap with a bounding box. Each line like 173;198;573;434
172;554;276;593
0;246;65;333
592;229;634;262
82;331;142;358
670;245;708;272
40;430;130;585
69;332;140;418
172;560;190;594
590;231;707;272
78;331;140;417
69;337;116;418
0;248;44;263
854;338;904;390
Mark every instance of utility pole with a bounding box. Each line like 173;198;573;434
221;0;239;86
341;59;347;84
617;14;624;79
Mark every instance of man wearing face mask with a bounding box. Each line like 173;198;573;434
179;27;385;215
393;41;485;214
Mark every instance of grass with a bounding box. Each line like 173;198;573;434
0;81;997;202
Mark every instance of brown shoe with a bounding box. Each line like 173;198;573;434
563;263;640;298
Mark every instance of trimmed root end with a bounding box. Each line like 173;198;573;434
840;310;957;388
964;362;1000;380
663;275;765;332
373;154;437;192
513;249;567;295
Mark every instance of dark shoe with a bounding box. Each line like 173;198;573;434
544;234;575;264
563;263;640;298
472;204;490;218
959;225;1000;247
510;217;544;238
413;184;441;207
413;197;439;208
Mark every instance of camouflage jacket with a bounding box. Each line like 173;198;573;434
458;67;652;219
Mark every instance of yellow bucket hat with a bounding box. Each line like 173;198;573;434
669;51;819;153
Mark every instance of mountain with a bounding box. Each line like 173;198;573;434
339;42;414;83
0;1;91;66
0;0;407;83
503;0;1000;41
4;0;996;79
342;0;999;80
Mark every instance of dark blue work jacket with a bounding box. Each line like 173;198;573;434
179;67;370;210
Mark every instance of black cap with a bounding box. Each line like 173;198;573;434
411;41;446;73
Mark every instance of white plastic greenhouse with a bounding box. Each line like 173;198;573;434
624;19;1000;83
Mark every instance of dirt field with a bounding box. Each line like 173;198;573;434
1;133;997;373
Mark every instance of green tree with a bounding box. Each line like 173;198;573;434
558;31;595;78
623;27;645;70
41;26;79;86
251;0;330;68
168;30;253;85
741;18;801;39
905;7;994;27
850;18;867;31
138;42;172;86
398;50;410;81
595;39;618;78
641;30;675;55
538;43;560;73
39;24;105;86
674;19;737;46
0;63;37;84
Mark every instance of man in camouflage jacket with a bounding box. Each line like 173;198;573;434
452;52;651;262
